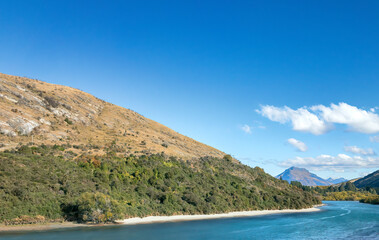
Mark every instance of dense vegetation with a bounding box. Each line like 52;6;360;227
359;195;379;204
289;181;378;204
0;145;320;224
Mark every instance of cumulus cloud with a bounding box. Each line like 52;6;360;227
280;154;379;172
240;124;252;134
344;146;375;156
287;138;308;152
256;105;332;135
312;103;379;134
257;103;379;135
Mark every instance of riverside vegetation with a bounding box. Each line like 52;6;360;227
0;144;320;225
288;181;379;204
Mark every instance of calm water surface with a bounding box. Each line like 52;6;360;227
1;201;378;240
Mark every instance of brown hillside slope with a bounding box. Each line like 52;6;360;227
0;73;224;159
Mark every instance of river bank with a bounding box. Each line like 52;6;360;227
117;206;323;225
0;205;323;232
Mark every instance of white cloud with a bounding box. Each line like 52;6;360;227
240;124;252;134
257;103;379;135
344;146;375;156
287;138;308;152
240;122;266;134
370;135;379;143
256;105;331;135
312;103;379;134
280;153;379;172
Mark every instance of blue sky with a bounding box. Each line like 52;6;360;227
1;0;378;179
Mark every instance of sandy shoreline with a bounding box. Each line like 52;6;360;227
117;206;323;225
0;205;323;232
0;222;88;233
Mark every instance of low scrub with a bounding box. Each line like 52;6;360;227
0;145;320;224
3;215;46;225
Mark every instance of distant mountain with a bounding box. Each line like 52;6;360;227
354;170;379;190
276;167;348;186
276;167;331;186
326;177;348;185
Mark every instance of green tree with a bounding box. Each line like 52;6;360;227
290;181;303;188
345;182;356;191
223;154;233;162
77;192;122;223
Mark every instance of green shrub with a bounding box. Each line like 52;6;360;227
359;195;379;204
77;192;123;223
0;145;320;224
64;118;73;125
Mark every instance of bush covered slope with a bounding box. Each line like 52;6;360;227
354;170;379;191
289;181;378;204
0;145;320;224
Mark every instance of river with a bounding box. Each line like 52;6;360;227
1;201;378;240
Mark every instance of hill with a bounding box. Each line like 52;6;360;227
276;167;344;186
0;73;321;224
0;144;321;224
354;170;379;190
0;73;224;159
325;177;348;185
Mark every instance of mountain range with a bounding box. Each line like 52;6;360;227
326;177;349;185
276;167;347;186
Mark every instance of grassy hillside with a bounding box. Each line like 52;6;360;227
0;145;320;224
0;73;322;225
0;73;224;159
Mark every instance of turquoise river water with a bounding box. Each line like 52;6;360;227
0;201;378;240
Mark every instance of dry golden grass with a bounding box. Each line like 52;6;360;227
0;73;225;159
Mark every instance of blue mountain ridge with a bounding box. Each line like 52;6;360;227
276;167;347;186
